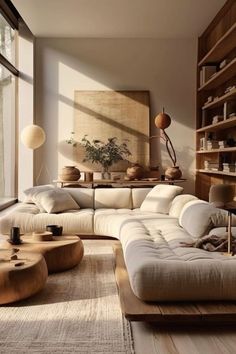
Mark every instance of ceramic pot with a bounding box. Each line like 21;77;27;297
59;166;81;181
126;163;144;180
165;166;182;180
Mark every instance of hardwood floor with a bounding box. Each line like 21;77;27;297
132;322;236;354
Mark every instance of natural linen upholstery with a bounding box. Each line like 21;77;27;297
33;188;80;213
23;184;54;203
2;185;236;302
179;200;235;238
94;188;132;209
169;194;198;218
140;185;183;213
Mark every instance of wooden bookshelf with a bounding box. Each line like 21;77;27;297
202;89;236;110
197;116;236;133
198;23;236;66
198;169;236;177
196;0;236;200
197;147;236;154
198;58;236;91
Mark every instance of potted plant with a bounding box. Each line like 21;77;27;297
81;135;131;179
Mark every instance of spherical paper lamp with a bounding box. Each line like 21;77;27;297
21;124;46;149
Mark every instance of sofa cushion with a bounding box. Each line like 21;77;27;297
0;203;94;235
131;188;152;209
94;208;174;238
94;188;132;209
140;185;183;214
169;194;198;218
63;188;94;209
120;216;236;301
32;189;80;213
23;184;54;203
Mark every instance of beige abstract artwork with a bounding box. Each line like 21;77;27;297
73;90;150;172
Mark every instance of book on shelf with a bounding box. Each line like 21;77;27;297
204;161;219;171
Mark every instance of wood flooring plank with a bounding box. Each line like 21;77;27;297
153;331;179;354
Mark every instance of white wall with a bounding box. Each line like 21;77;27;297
35;38;197;193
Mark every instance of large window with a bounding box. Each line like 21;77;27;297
0;2;18;202
0;12;15;65
0;64;15;197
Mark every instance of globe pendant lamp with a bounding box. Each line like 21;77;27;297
21;124;46;149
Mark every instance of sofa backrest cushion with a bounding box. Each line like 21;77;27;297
140;185;183;214
63;188;94;209
169;194;198;218
94;188;132;209
179;200;233;238
24;184;54;203
131;188;152;209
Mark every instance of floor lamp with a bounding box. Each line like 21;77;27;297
21;124;48;185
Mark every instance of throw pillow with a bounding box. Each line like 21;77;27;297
24;184;54;203
33;188;80;213
140;185;183;214
169;194;198;218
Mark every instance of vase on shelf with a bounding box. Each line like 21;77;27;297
165;166;182;180
59;166;81;181
126;163;144;180
101;166;111;180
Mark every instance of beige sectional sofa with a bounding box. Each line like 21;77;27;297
1;185;236;302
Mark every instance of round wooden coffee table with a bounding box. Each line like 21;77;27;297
0;250;48;305
3;236;84;273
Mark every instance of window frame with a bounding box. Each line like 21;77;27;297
0;0;19;207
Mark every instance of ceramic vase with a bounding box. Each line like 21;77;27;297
126;163;144;180
59;166;81;181
165;166;182;180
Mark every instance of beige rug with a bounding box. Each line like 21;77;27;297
0;240;134;354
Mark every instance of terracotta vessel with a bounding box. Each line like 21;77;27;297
126;163;144;180
59;166;81;181
165;166;182;180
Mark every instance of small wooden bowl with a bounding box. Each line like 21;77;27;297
33;231;53;242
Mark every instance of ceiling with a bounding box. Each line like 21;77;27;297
12;0;226;38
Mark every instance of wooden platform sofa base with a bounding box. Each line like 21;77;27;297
113;244;236;323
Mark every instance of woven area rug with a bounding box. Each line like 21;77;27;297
0;240;134;354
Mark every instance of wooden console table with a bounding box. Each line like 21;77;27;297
53;179;186;188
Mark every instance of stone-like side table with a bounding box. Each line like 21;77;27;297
3;235;84;273
0;250;48;305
